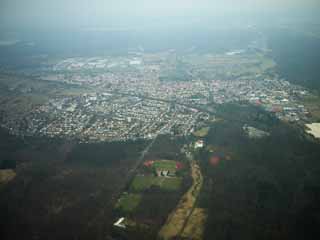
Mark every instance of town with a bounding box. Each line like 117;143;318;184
0;51;313;142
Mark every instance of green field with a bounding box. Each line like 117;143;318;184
193;127;210;137
153;160;177;172
256;53;276;71
161;177;182;191
130;175;182;192
116;193;141;213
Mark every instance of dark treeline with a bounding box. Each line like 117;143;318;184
0;129;149;240
268;28;320;92
199;104;320;240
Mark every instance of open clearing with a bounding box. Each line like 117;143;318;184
193;127;210;137
0;169;16;184
153;160;178;172
181;208;207;240
306;123;320;139
158;161;203;240
130;175;182;192
303;95;320;121
115;193;141;213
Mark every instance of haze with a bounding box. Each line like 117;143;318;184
1;0;319;30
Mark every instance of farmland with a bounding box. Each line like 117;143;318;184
153;160;178;172
115;193;142;213
110;136;191;239
181;208;207;240
0;169;16;184
158;161;203;240
193;127;210;137
130;175;182;192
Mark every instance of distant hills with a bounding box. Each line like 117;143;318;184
268;28;320;92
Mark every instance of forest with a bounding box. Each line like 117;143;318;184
196;104;320;240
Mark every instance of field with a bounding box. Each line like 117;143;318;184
193;127;210;137
258;53;276;70
158;161;203;240
306;123;320;139
116;193;142;213
130;175;182;192
302;94;320;121
0;169;16;184
181;208;207;240
153;160;178;172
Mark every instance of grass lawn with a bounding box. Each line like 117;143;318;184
257;53;276;71
130;175;182;192
192;127;210;137
116;193;142;213
153;160;177;172
161;177;182;191
131;176;155;191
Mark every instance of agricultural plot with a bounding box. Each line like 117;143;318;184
192;127;210;137
153;160;178;172
113;159;185;235
181;208;207;240
158;161;203;240
0;169;16;184
115;193;142;213
302;94;320;121
130;175;182;192
161;178;182;191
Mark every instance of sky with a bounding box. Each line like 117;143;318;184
0;0;319;30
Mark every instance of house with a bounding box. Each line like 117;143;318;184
113;217;126;229
194;140;204;149
157;170;169;177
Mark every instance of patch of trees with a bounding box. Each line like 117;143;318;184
201;106;320;240
134;188;181;225
0;134;149;240
145;135;186;161
268;29;320;92
67;140;147;167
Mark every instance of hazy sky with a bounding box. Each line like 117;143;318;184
1;0;319;30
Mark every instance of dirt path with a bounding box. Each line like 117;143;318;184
158;160;203;240
180;208;207;240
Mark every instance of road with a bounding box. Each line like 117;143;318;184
158;155;203;240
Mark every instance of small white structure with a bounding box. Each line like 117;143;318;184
157;170;170;177
113;217;126;229
194;140;204;149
